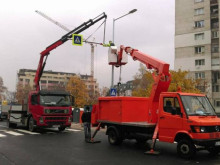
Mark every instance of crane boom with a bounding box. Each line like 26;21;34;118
34;13;107;91
35;10;70;32
116;45;171;122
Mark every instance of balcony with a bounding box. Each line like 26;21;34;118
211;6;219;18
211;18;219;29
211;0;218;5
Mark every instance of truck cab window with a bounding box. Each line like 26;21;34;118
164;97;181;115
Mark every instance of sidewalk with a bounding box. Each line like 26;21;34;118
70;123;84;130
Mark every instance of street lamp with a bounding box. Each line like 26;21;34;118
111;9;137;88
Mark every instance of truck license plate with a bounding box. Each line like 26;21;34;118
215;142;220;146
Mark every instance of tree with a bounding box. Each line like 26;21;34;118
169;70;201;93
15;83;32;104
132;65;201;97
87;88;100;105
0;77;7;101
132;64;154;97
66;76;89;107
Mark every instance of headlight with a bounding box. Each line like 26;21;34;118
200;127;206;133
215;126;219;132
191;126;207;133
39;117;44;124
44;109;50;114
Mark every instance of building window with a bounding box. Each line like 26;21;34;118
195;59;205;66
195;0;204;2
196;86;205;92
215;100;220;107
211;5;218;15
195;46;205;54
213;85;219;92
212;45;219;53
212;31;219;38
48;81;59;84
41;80;47;84
195;72;205;79
211;0;218;5
211;19;219;29
194;20;204;28
212;71;220;83
25;79;30;84
195;8;204;15
195;33;204;40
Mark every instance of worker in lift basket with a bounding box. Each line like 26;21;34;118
81;106;91;142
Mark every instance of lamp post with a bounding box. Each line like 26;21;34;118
111;9;137;88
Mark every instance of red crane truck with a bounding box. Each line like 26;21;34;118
91;45;220;159
8;13;107;132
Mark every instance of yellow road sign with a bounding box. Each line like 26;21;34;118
72;34;83;46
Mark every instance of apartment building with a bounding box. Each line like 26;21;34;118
17;69;99;96
175;0;220;112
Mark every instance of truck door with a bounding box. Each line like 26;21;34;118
158;96;183;142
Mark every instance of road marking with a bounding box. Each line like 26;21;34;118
15;129;40;135
0;133;6;137
4;131;23;136
66;129;81;132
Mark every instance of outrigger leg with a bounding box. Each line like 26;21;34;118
144;123;160;155
87;122;102;143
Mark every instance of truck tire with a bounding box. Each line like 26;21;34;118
58;126;66;132
177;139;196;159
28;117;35;132
108;129;122;145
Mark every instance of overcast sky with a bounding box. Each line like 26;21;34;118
0;0;175;91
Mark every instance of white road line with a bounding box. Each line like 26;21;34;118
66;129;81;132
0;133;6;137
4;131;23;136
15;129;40;135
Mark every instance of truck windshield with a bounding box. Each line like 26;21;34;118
40;95;71;107
181;96;216;116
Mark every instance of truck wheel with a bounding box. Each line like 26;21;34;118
28;117;35;132
177;139;196;159
58;126;66;132
108;129;122;145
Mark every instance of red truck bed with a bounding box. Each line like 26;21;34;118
96;97;152;124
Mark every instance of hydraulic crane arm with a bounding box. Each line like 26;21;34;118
117;45;171;102
34;13;107;91
117;45;171;123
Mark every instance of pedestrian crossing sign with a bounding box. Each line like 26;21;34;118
72;34;83;46
110;88;117;96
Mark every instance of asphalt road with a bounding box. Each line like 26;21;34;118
0;121;219;165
